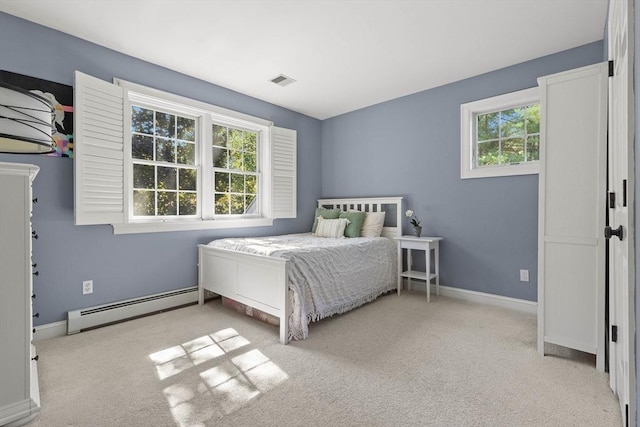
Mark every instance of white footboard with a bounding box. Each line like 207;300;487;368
198;244;291;344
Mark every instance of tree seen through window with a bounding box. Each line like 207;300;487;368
212;124;258;215
476;104;540;167
131;105;198;217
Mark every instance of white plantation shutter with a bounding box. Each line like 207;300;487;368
270;127;297;218
74;71;125;225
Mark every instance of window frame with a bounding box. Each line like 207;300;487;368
129;101;201;220
460;87;540;179
114;78;274;234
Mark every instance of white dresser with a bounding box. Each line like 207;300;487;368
0;162;41;426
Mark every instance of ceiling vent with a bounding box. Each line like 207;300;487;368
270;74;296;87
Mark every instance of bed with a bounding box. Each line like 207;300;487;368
197;197;403;344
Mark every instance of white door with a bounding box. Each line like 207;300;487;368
607;0;635;425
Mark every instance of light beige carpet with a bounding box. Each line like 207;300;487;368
28;293;621;427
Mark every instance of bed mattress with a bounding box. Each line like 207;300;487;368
207;233;397;340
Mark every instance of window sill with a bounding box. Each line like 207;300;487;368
112;218;274;235
461;162;539;179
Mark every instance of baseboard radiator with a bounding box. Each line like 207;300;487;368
67;286;198;335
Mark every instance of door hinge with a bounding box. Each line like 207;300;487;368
612;325;618;342
609;60;614;77
622;180;627;207
609;192;616;208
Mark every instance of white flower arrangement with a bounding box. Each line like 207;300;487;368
405;209;421;227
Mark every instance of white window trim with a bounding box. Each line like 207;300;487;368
114;78;273;128
460;87;540;179
112;217;273;234
74;71;296;234
111;78;277;234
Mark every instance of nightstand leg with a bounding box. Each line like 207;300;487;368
397;243;402;295
407;249;412;291
435;243;440;296
426;247;431;303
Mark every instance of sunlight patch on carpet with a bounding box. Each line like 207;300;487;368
149;327;289;426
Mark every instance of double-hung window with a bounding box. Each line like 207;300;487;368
130;105;198;218
73;71;296;234
460;87;539;179
212;123;259;216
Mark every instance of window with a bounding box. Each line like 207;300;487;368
73;71;296;234
460;87;539;179
476;105;540;167
212;124;259;216
131;106;198;218
123;86;275;231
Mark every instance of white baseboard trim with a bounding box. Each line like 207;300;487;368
35;284;535;340
404;279;537;314
33;320;67;341
439;285;537;314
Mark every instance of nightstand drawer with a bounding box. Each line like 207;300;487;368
399;240;428;250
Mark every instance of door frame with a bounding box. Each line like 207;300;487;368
607;0;636;425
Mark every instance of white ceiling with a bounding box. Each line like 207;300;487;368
0;0;608;120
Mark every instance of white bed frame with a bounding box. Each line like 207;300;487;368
198;196;403;344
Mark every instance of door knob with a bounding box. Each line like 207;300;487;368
604;225;623;240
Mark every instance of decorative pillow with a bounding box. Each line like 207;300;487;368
314;217;349;238
339;211;366;238
311;207;341;233
360;211;386;237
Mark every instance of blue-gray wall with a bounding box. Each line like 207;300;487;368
0;12;322;325
321;42;604;302
0;12;622;330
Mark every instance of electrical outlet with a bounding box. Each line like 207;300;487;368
519;269;529;282
82;280;93;295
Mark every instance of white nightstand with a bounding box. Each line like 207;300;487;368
395;235;443;302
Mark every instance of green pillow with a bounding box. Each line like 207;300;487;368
312;208;341;232
339;211;366;238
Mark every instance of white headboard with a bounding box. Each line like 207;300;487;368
317;197;403;238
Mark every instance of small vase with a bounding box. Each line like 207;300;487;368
414;226;422;237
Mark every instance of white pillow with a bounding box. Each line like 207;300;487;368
314;217;349;238
360;211;386;237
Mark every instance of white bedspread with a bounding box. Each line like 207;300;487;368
207;233;397;340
